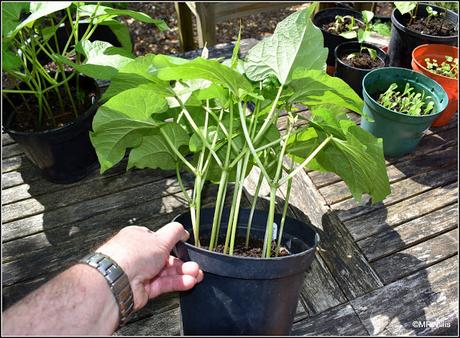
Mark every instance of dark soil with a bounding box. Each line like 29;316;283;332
203;236;291;258
322;16;364;35
407;16;457;36
8;79;96;132
342;52;385;69
374;2;394;17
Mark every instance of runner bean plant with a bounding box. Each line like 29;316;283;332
1;1;167;129
90;3;391;258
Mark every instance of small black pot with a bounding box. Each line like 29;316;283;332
313;7;363;67
2;76;100;184
334;41;389;98
388;3;458;68
173;208;319;335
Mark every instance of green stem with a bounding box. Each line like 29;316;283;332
224;160;242;254
176;164;192;205
263;186;277;258
276;175;292;256
160;129;197;173
245;172;263;248
209;170;229;250
253;85;283;145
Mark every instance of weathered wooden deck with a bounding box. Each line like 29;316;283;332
2;41;458;335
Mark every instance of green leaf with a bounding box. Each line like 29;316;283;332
286;69;364;113
157;57;253;97
10;2;71;38
394;1;417;15
53;40;134;80
361;10;374;24
243;4;327;85
2;42;22;72
128;123;189;170
90;88;169;172
287;109;390;203
78;5;169;31
101;54;176;100
98;19;132;51
340;31;358;39
2;2;29;38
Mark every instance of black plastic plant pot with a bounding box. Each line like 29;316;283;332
361;67;448;158
173;208;320;335
334;41;389;98
2;76;100;184
388;3;458;68
313;7;363;67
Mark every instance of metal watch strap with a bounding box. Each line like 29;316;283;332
79;252;134;326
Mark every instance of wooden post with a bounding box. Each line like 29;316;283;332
195;2;217;48
174;2;195;52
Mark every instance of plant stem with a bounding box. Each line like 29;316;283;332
245;172;263;248
224;160;242;254
209;170;229;250
253;85;283;145
263;186;277;258
278;135;333;187
276;175;292;256
176;163;192;204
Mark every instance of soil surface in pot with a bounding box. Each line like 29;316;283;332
322;16;364;35
9;77;96;132
203;237;290;258
342;52;385;69
407;16;457;36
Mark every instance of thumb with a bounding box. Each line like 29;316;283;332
155;222;190;252
147;275;198;299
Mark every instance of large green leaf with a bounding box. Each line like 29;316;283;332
394;2;417;15
78;5;169;31
53;40;134;80
287;109;390;203
90;88;169;172
2;42;22;72
157;57;253;97
101;54;177;100
286;69;364;114
98;19;132;51
128;123;189;170
9;2;71;38
243;4;327;85
2;2;29;38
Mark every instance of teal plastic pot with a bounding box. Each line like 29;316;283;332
361;67;448;157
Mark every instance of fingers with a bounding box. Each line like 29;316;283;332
159;257;203;281
155;222;190;252
147;275;200;299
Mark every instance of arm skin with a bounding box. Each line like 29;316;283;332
2;223;203;335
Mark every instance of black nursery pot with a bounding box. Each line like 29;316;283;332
313;7;363;67
334;41;389;98
388;3;458;68
2;76;100;184
173;208;320;335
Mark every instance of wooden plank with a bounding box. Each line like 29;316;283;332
2;170;40;190
2;133;15;146
284;165;383;299
344;182;458;241
351;256;458;335
2;143;23;159
321;147;457;205
1;168;178;222
195;2;217;47
358;203;458;262
332;163;457;222
372;229;458;284
1;174;192;242
2;154;34;174
214;2;299;21
291;303;369;336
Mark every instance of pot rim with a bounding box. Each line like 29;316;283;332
334;41;388;72
412;43;459;81
3;75;101;136
391;4;459;40
173;208;320;263
362;67;447;119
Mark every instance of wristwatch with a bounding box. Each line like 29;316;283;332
79;252;134;326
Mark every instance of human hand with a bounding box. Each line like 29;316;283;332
96;223;203;311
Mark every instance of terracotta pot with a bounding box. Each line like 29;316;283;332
411;44;458;126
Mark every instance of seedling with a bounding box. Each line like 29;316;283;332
394;1;419;24
425;6;439;23
342;10;378;60
378;82;435;115
327;15;360;35
425;56;458;78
